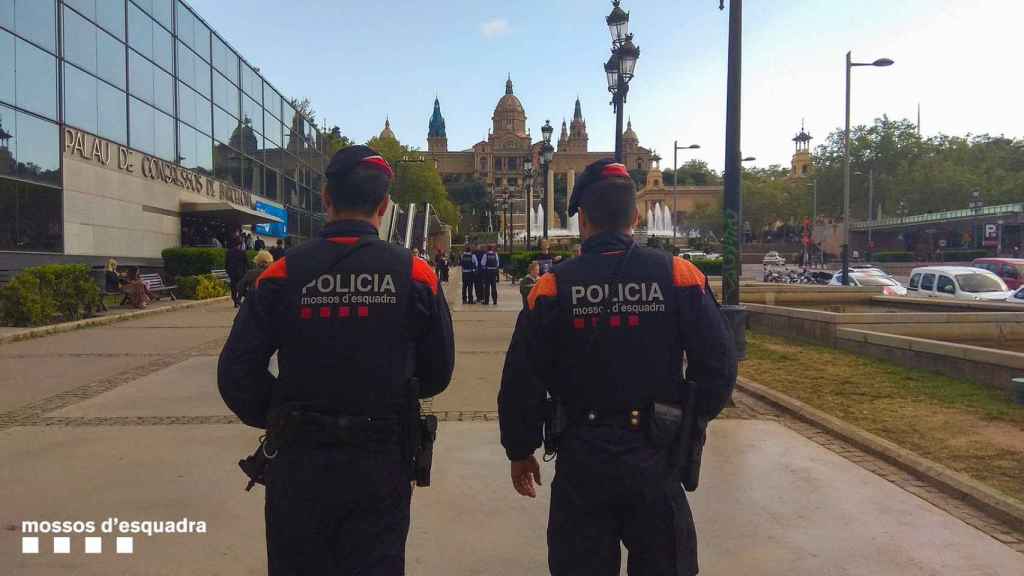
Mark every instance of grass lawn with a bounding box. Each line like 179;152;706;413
741;332;1024;502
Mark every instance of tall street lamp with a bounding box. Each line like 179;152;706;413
540;120;555;240
672;141;700;238
523;158;534;249
842;51;893;285
605;1;639;163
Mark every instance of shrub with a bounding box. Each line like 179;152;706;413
873;251;914;262
0;264;100;326
941;248;991;262
195;275;229;300
693;258;723;276
175;275;201;299
161;247;225;277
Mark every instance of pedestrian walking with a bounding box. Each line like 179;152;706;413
519;261;539;309
498;159;737;576
235;249;273;303
218;145;454;575
225;239;250;308
436;251;450;283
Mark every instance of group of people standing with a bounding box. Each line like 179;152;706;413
459;244;501;305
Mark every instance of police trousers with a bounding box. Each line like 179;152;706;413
548;426;698;576
265;442;412;575
483;270;498;304
462;271;476;303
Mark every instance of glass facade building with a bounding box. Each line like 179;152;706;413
0;0;326;262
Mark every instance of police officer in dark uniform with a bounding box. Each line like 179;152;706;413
498;159;736;575
460;245;478;304
482;244;501;305
218;145;455;575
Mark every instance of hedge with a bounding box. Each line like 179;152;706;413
872;251;914;262
162;247;259;276
692;258;723;276
940;249;991;262
0;264;101;326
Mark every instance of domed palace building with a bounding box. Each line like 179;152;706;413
419;77;655;232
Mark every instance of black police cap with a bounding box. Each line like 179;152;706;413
325;145;394;183
567;158;634;216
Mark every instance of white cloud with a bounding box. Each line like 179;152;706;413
480;18;510;39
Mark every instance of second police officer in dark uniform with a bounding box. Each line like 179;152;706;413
498;159;736;575
482;244;501;305
218;145;455;575
461;245;478;304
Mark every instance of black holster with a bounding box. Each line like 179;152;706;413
238;407;292;492
542;397;567;460
414;414;438;487
677;381;707;492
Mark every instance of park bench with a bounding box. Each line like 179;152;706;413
139;273;176;301
210;269;230;287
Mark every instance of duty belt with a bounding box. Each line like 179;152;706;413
285;411;400;446
569;407;645;431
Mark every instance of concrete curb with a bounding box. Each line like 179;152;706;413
737;376;1024;531
0;297;231;345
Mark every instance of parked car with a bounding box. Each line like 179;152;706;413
907;266;1011;301
971;258;1024;290
762;251;786;266
1006;286;1024;304
827;272;907;295
679;251;707;260
848;264;889;276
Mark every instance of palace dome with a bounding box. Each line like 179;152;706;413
494;77;524;116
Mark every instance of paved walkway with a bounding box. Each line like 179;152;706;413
0;273;1022;574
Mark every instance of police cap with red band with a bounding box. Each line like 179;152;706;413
325;145;394;182
567;158;635;216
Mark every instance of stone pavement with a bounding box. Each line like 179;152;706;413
0;273;1022;574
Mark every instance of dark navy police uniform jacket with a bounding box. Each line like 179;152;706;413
498;230;736;461
218;219;455;428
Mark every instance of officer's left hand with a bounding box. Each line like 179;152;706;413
510;456;542;498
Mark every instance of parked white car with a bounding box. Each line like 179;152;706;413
1007;286;1024;304
907;266;1012;301
680;251;707;260
827;272;908;295
762;251;786;266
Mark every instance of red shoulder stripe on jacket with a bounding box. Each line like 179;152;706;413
256;257;287;287
327;236;360;245
672;257;706;290
528;273;558;310
411;257;439;295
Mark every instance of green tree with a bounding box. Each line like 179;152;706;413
364;134;460;230
664;159;721;186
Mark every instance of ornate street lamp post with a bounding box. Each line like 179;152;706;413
605;1;639;163
523;158;534;249
540;120;555;240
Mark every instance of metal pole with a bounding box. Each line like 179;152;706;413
673;142;678;239
722;0;743;306
614;90;625;163
867;168;874;250
526;177;532;250
842;50;852;285
543;162;550;239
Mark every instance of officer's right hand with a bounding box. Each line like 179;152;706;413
510;456;542;498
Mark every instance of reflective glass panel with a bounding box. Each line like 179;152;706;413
262;111;279;146
128;49;153;103
263;81;280;119
0;103;60;187
96;0;125;40
63;63;98;134
152;63;172;114
240;62;260;101
96;80;126;144
263;168;278;201
16;38;56;119
242;94;261;134
178;120;212;174
96;28;125;89
213;104;237;146
211;35;238;85
129;96;155;155
0;29;13;106
64;7;98;72
0;178;63;252
154;106;173;161
212;71;238;118
0;0;12;31
13;0;55;53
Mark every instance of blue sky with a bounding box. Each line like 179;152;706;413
188;0;1024;172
